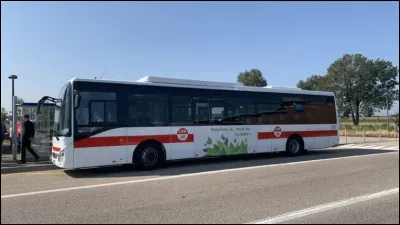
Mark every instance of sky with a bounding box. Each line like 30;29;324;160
1;1;399;115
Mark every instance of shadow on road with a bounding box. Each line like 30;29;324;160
64;148;397;179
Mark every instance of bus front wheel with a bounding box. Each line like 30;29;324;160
286;135;304;156
134;143;162;170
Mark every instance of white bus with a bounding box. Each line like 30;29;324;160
38;76;339;170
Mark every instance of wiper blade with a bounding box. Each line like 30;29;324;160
37;96;62;114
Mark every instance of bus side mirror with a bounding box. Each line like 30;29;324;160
74;95;81;108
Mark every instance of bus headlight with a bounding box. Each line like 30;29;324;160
58;150;65;162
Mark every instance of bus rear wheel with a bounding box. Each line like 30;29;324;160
286;135;304;156
134;143;162;170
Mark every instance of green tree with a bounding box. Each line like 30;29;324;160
16;97;24;121
369;59;399;112
1;107;8;124
360;103;374;117
237;69;267;87
297;74;332;91
328;54;376;125
327;54;398;125
297;75;358;118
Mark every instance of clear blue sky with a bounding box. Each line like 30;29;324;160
1;1;399;114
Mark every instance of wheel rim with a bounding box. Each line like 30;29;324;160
289;139;300;154
141;147;158;167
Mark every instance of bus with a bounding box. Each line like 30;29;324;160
38;76;339;170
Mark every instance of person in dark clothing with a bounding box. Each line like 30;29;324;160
19;115;39;164
1;122;8;161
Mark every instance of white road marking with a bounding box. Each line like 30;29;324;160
338;144;356;148
347;145;366;148
1;151;398;199
373;146;388;149
338;144;399;150
361;145;378;149
248;188;399;224
357;145;377;149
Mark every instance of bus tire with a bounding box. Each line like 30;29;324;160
133;142;162;170
286;135;304;156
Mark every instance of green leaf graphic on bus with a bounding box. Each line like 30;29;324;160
203;136;248;156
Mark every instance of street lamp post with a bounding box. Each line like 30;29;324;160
8;75;18;161
386;88;392;131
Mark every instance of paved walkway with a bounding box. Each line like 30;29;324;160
1;153;56;174
1;142;55;174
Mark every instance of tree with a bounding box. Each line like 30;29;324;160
297;75;359;118
297;74;332;91
1;107;8;124
237;69;267;87
16;97;24;121
369;59;399;112
298;54;398;125
360;103;374;117
327;54;398;125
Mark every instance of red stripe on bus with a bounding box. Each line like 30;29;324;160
74;134;194;148
257;132;277;140
52;147;61;152
73;130;336;148
258;130;337;140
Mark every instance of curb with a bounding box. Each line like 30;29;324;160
1;163;59;174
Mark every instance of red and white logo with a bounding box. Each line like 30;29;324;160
177;128;189;141
274;126;282;138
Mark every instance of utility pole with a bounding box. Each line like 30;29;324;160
387;88;391;131
8;75;18;161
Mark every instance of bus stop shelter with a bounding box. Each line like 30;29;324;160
13;102;56;161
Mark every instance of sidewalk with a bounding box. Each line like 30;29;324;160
1;142;58;174
1;154;57;174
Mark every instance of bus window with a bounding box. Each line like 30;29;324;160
75;92;117;134
90;101;105;123
171;96;192;126
195;103;210;125
128;94;168;127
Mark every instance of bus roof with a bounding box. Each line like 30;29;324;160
70;76;335;97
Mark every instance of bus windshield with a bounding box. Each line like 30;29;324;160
54;83;72;137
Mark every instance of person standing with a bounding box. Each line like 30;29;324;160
1;122;8;161
19;115;40;164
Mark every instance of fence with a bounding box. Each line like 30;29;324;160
339;123;398;144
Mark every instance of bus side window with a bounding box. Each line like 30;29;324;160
128;94;168;127
171;96;192;126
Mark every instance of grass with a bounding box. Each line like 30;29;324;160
338;116;399;137
339;116;397;124
339;129;398;138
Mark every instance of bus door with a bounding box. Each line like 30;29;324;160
193;99;233;158
169;96;194;160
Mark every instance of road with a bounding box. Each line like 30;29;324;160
1;141;399;224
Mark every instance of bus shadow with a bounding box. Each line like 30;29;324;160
64;148;397;178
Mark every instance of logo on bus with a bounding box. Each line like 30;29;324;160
177;128;189;141
274;126;282;138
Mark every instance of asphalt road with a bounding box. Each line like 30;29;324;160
1;141;399;224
